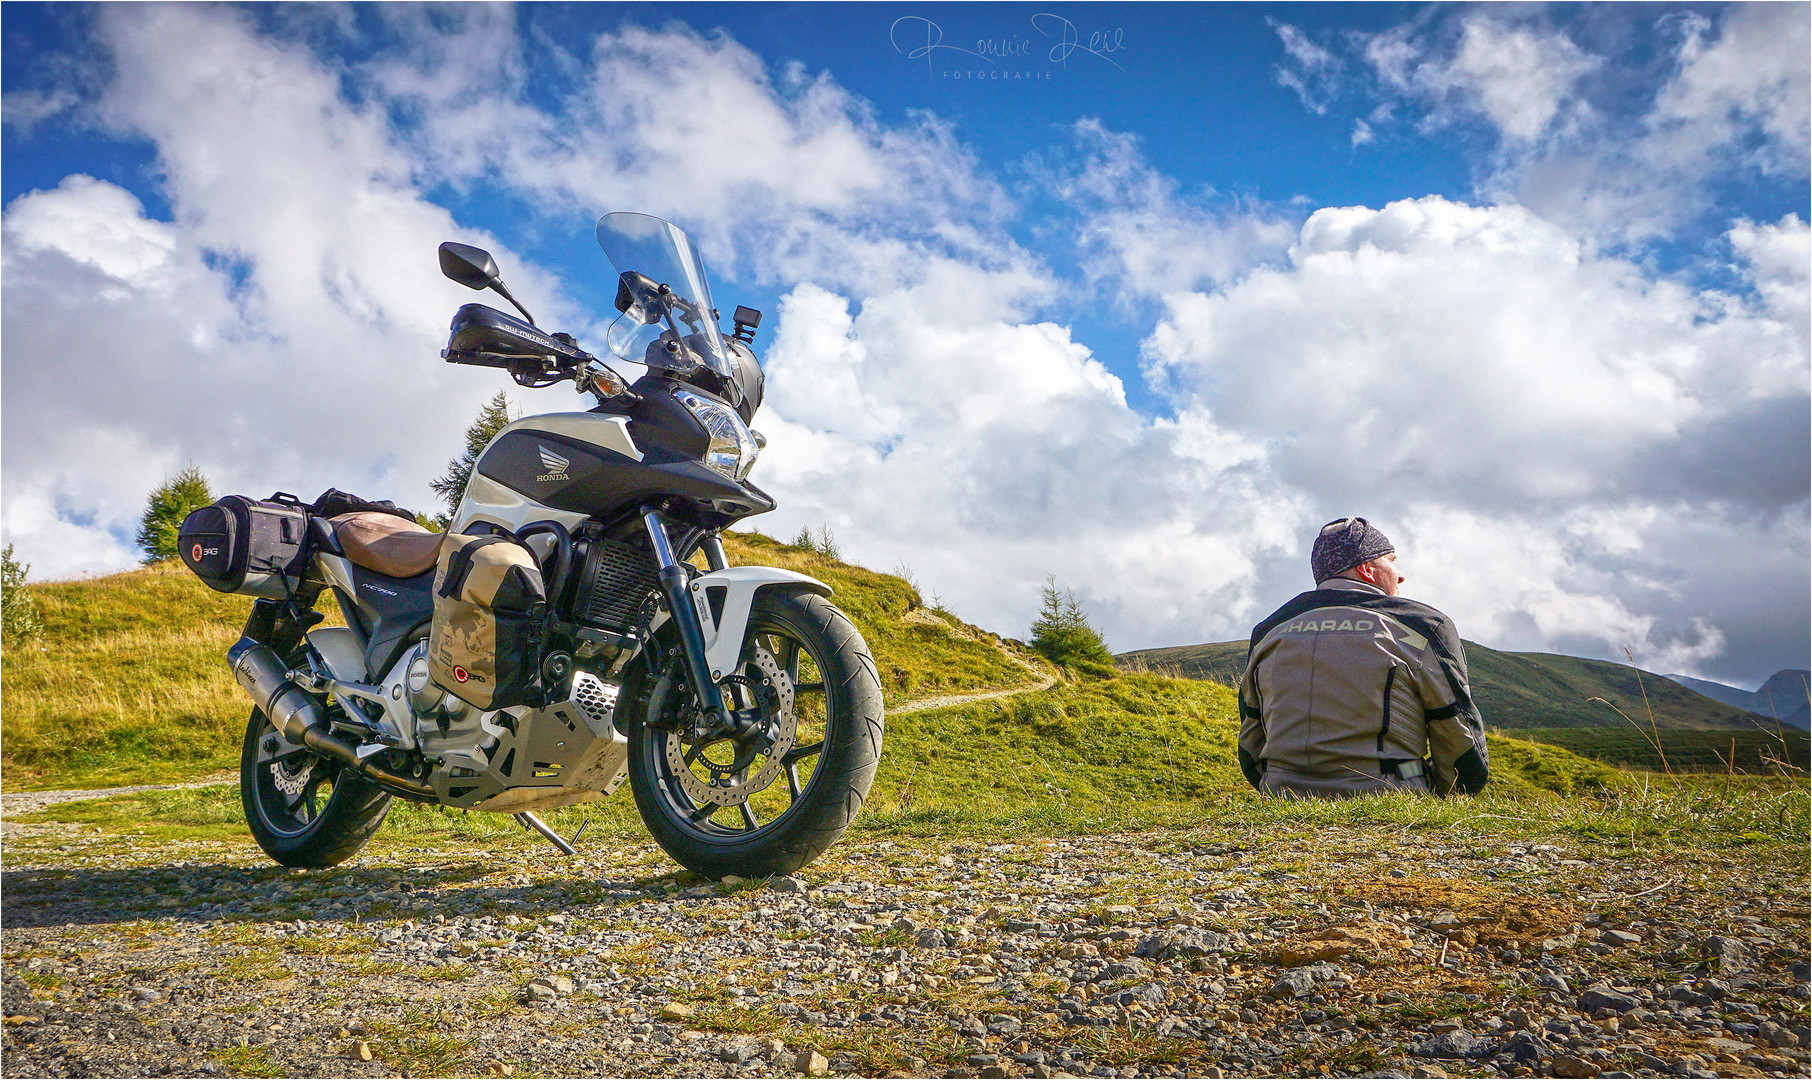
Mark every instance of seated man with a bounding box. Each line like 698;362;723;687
1237;517;1489;798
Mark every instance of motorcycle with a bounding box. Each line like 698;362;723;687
200;213;884;879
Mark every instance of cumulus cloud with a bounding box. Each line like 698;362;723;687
2;5;562;577
1134;194;1807;677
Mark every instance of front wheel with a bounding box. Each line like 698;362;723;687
628;589;884;879
240;707;392;868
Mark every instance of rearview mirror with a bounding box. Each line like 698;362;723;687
615;271;664;324
438;241;535;325
439;242;501;291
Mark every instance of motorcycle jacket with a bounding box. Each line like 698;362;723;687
1237;578;1490;797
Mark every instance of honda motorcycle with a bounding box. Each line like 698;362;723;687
204;213;884;879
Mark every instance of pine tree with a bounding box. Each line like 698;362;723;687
1;544;41;644
430;391;513;520
1029;575;1113;669
136;466;215;563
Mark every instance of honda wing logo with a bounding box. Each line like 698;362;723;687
536;445;571;483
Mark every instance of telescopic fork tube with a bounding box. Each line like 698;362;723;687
642;508;734;731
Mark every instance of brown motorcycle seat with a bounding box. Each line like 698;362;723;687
331;512;444;579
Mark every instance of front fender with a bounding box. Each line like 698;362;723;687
686;566;832;680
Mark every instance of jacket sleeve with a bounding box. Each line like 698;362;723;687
1236;649;1266;791
1408;614;1489;795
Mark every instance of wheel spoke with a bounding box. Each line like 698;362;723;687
688;801;720;823
778;638;800;683
785;763;802;801
783;741;823;765
683;741;705;767
739;802;759;831
792;682;825;693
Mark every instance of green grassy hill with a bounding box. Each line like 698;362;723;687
0;532;1039;790
1118;638;1773;730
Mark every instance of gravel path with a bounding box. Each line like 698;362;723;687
3;821;1806;1079
1;777;236;822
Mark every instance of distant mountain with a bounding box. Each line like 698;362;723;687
1666;670;1811;731
1118;639;1776;730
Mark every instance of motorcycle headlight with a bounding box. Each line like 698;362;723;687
674;389;761;482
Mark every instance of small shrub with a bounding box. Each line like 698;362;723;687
1;544;41;643
136;466;215;563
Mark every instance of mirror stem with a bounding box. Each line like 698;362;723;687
493;281;535;326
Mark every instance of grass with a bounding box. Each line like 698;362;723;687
4;534;1807;867
1;534;1036;790
1;561;252;787
1513;726;1810;774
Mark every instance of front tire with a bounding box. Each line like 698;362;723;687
628;589;884;879
240;707;391;868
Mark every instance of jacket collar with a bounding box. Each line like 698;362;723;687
1318;577;1386;596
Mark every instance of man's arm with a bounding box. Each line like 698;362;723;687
1409;615;1489;795
1237;650;1266;791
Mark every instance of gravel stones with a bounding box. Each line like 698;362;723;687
1703;934;1754;974
1133;926;1228;961
1412;1028;1490;1059
1502;1029;1553;1063
1578;985;1643;1014
3;825;1807;1079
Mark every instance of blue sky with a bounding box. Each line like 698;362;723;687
3;3;1807;686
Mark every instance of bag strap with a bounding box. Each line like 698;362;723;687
438;535;513;600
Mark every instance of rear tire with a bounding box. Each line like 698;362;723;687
628;589;884;879
240;707;391;868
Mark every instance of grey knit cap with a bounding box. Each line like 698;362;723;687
1311;516;1395;584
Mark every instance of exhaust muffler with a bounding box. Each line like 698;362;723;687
228;638;434;799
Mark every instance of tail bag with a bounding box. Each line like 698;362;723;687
429;532;547;710
177;494;309;598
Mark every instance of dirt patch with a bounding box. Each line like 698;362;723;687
1332;874;1580;948
1272;919;1414;965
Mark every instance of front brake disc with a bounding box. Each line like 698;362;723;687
665;642;795;807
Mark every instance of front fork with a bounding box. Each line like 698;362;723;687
642;509;741;736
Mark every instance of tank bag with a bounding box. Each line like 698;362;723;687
428;532;547;710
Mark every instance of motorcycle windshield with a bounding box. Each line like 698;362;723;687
596;213;733;377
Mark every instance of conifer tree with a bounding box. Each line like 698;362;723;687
136;466;215;563
430;391;513;521
1029;575;1113;668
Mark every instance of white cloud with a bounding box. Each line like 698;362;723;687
1055;121;1299;302
1350;6;1809;247
2;6;564;574
1134;194;1807;675
1270;21;1343;116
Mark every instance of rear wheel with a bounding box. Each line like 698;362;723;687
628;589;884;879
240;707;391;868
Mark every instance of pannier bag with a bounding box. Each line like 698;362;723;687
177;493;310;598
429;532;547;710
